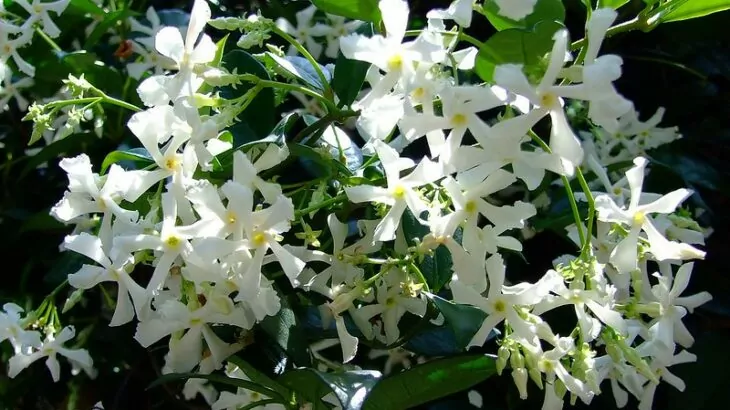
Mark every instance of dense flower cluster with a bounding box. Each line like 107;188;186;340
0;0;714;409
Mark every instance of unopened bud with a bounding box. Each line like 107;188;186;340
512;368;529;399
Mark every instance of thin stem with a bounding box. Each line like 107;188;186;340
528;131;586;247
409;263;431;293
571;17;643;51
35;27;62;52
271;26;333;101
575;168;595;258
404;29;485;49
294;193;347;219
49;279;69;299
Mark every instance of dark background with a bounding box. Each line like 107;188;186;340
0;0;728;408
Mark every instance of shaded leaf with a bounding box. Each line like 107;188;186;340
481;0;565;31
267;53;332;91
424;292;489;350
401;210;456;292
333;23;373;107
362;354;497;410
311;0;381;24
475;20;563;83
260;296;312;367
100;147;154;174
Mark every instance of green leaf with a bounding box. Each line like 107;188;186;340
259;296;312;367
100;147;154;174
475;20;563;83
598;0;630;9
400;210;455;292
423;292;488;350
281;369;381;410
481;0;565;31
311;0;381;24
266;53;332;92
69;0;104;15
333;23;373;108
662;0;730;23
278;369;332;410
362;354;497;410
148;372;284;401
227;356;291;399
85;9;137;49
220;50;276;138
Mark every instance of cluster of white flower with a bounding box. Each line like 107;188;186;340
275;5;363;59
2;0;714;409
0;0;71;111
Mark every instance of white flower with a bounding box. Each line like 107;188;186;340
63;233;146;326
8;326;95;382
594;157;705;274
345;139;443;242
0;70;33;111
494;0;537;20
14;0;70;38
0;303;41;353
427;0;474;27
129;6;163;50
138;0;215;106
275;5;330;59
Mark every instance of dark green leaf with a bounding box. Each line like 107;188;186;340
279;369;335;410
267;53;331;92
362;354;497;410
424;292;488;350
401;210;455;292
85;9;137;49
311;0;381;24
100;147;154;174
227;356;291;399
333;23;373;108
481;0;565;31
20;133;96;178
475;20;563;83
220;50;276;138
69;0;104;15
148;372;283;401
662;0;730;23
598;0;630;9
260;296;312;367
281;368;381;410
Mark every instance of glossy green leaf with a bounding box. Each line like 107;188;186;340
266;53;331;92
333;23;373;108
311;0;381;24
475;20;563;83
85;9;137;49
362;354;497;410
662;0;730;22
70;0;104;15
598;0;630;9
100;147;154;174
259;296;312;367
400;210;455;292
424;292;488;350
227;356;291;399
278;369;332;410
148;372;284;402
281;368;381;410
481;0;565;31
220;50;276;138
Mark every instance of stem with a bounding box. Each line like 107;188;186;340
242;75;336;112
571;17;643;51
404;29;485;49
271;26;333;101
294;193;347;219
35;27;62;52
49;279;69;299
575;168;595;258
409;263;431;293
528;131;586;248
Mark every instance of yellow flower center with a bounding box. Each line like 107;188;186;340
451;113;468;128
465;200;477;214
632;211;645;227
392;185;406;199
226;211;237;225
164;156;180;171
539;92;558;109
165;236;181;248
252;232;267;247
411;87;425;100
493;299;506;313
387;54;403;71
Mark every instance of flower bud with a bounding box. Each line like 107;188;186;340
496;345;510;375
512;368;529;399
